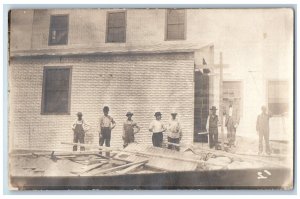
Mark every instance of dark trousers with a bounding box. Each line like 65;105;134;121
259;130;270;153
209;133;218;149
73;132;85;151
167;137;180;151
99;127;111;156
152;132;163;147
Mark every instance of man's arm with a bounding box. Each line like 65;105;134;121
134;123;140;134
149;121;153;132
111;117;116;129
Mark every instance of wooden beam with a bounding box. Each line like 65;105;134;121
94;160;149;176
115;163;146;175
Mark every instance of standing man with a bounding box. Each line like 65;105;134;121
167;112;182;151
225;99;240;147
256;106;272;155
72;112;90;151
206;106;219;149
99;106;116;156
123;112;140;148
149;112;166;147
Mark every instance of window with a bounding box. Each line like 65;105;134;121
48;15;69;45
166;9;186;40
222;81;243;116
106;11;126;43
268;80;289;115
41;67;72;114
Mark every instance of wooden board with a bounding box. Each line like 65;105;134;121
116;144;198;171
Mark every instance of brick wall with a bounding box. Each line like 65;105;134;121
9;52;195;151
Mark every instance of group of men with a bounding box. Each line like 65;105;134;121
206;99;272;155
206;100;240;150
72;101;272;155
71;106;182;153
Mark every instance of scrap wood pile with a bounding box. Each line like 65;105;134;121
9;141;289;177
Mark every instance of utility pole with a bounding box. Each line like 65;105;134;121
219;52;224;150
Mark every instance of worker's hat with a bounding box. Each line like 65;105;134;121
154;112;162;116
126;112;134;116
210;106;217;111
171;112;177;115
77;112;83;116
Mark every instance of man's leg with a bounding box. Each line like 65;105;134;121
259;131;263;154
152;134;156;146
167;137;172;149
158;133;163;148
73;133;78;151
214;133;219;149
105;130;111;157
264;131;271;154
232;128;236;146
209;133;213;148
79;133;85;151
174;138;180;151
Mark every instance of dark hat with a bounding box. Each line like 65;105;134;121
154;112;162;116
126;112;133;116
210;106;217;111
171;112;177;115
77;112;83;116
103;106;109;112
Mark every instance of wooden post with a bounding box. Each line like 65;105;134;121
219;52;224;150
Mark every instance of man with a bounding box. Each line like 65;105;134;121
167;112;182;151
149;112;166;147
99;106;116;156
206;106;219;149
123;112;140;148
225;99;240;147
72;112;89;151
256;106;272;155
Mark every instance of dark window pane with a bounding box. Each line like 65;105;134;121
268;81;289;115
107;12;126;43
49;15;69;45
166;9;185;40
42;68;71;114
167;24;185;40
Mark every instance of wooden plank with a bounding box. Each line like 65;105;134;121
94;160;149;176
115;163;145;175
71;162;108;175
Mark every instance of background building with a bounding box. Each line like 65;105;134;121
9;9;293;150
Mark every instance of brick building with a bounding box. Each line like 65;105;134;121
9;9;293;151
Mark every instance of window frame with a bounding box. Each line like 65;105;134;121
266;80;289;116
41;66;73;115
105;10;127;43
165;9;187;41
48;14;69;46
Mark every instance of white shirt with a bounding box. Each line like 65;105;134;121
167;119;182;139
149;120;166;133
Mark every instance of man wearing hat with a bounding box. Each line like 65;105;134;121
167;112;182;151
206;106;219;149
98;106;116;156
122;112;140;148
256;106;272;155
149;112;166;147
72;112;90;151
225;99;240;147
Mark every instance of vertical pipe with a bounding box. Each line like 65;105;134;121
219;52;224;150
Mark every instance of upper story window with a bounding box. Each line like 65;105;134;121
106;11;126;43
41;67;72;114
268;80;289;116
166;9;186;40
48;15;69;45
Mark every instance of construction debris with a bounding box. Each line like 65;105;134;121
9;136;291;177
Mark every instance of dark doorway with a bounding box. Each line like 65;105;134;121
194;71;209;142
